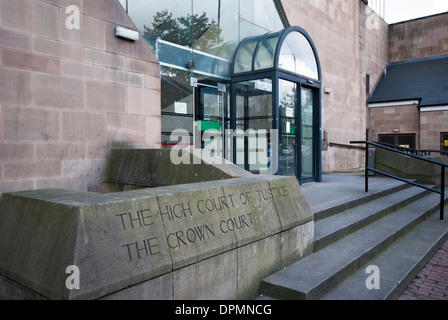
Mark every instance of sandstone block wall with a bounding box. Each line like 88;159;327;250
389;12;448;63
0;0;161;196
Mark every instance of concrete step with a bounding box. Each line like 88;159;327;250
260;192;446;300
314;187;430;251
306;177;411;222
321;214;448;300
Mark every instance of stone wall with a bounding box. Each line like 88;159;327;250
280;0;389;172
389;12;448;62
420;110;448;151
375;147;448;186
0;0;161;196
0;150;314;300
369;104;420;147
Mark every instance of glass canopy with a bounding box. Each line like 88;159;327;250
232;26;320;81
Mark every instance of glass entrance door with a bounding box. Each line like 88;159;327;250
301;87;314;181
278;79;297;176
195;82;229;160
234;79;274;174
278;81;317;183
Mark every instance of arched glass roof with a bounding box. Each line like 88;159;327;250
232;26;321;81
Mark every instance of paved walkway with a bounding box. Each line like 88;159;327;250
302;174;448;300
398;239;448;300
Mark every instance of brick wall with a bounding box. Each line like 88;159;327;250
280;0;389;172
369;104;420;146
420;110;448;151
0;0;161;195
389;12;448;62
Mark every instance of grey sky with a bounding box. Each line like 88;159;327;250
385;0;448;23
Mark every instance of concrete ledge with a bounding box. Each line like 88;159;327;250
376;148;448;186
0;149;314;300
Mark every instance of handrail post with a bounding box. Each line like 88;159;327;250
441;166;445;221
365;141;369;193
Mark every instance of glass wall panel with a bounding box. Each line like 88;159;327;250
254;33;281;70
278;32;319;80
160;68;194;149
196;84;230;159
301;87;314;180
233;37;259;74
278;79;297;177
120;0;286;79
235;79;273;174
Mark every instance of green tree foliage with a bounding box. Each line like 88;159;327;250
144;9;223;51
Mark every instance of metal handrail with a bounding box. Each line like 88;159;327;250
373;141;448;157
350;141;446;220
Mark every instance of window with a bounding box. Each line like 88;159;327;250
378;134;416;150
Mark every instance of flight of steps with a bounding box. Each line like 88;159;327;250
260;184;448;300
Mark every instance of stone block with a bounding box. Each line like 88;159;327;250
0;189;173;300
3;106;59;142
3;160;61;180
267;176;313;229
173;250;237;300
35;176;86;192
2;48;60;75
126;72;144;87
71;196;173;299
101;149;233;189
86;142;111;159
157;184;237;269
60;12;106;51
84;0;134;28
85;81;126;113
0;0;59;40
0;28;32;51
62;111;107;142
145;116;162;146
101;273;173;300
62;159;105;177
145;75;161;91
127;57;160;75
0;273;47;300
0;149;314;300
281;222;315;267
236;234;282;299
33;73;84;109
126;87;160;116
0;68;32;106
0;180;35;195
39;0;83;10
375;148;447;185
106;68;144;87
107;113;146;143
61;60;106;81
33;37;84;62
0;143;34;162
86;173;104;193
220;179;282;246
85;48;126;69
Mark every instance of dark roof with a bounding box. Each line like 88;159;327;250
368;54;448;107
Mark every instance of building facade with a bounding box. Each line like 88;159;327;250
0;0;446;196
369;13;448;152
